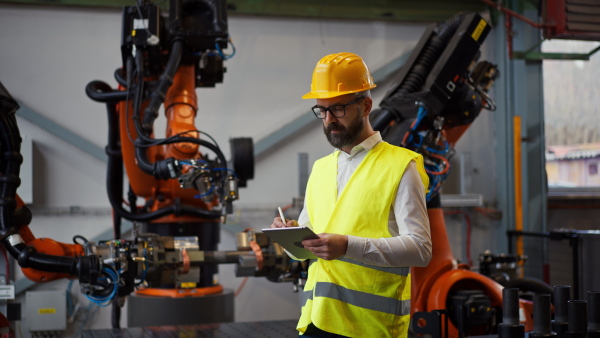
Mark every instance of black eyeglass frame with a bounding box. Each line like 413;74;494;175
311;97;364;119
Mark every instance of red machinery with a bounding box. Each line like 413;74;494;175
543;0;600;41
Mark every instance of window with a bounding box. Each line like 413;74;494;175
589;163;598;176
543;40;600;190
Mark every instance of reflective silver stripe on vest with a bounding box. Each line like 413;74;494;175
303;282;411;316
338;257;410;276
302;289;313;306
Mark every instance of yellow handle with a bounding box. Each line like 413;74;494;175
513;116;524;276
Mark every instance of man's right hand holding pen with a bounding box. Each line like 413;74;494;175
270;217;297;228
271;207;297;228
270;207;347;260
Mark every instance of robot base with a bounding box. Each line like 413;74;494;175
127;288;234;327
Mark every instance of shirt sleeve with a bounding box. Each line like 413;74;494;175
344;161;432;267
298;198;311;229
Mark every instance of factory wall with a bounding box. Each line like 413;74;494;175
0;4;504;335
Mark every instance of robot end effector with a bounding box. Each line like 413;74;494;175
371;13;499;133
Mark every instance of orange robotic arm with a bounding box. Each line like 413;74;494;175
13;196;85;283
7;195;93;284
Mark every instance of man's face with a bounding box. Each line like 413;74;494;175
317;94;365;150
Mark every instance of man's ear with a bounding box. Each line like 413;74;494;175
362;97;373;117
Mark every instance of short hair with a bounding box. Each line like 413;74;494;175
355;90;372;99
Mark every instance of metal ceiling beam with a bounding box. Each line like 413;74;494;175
253;51;411;159
0;0;131;7
16;102;107;163
0;0;488;23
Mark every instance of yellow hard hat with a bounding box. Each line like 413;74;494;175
302;52;377;99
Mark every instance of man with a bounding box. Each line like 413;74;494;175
271;52;432;337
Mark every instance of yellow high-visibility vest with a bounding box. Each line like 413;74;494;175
298;141;427;338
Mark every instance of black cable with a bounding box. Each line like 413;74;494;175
169;136;227;169
134;135;227;180
127;185;138;214
133;50;148;143
86;81;128;103
114;68;127;87
0;106;22;259
73;235;89;244
108;193;221;221
140;40;184;134
123;56;138;148
104;101;123;240
135;129;221;149
15;243;78;275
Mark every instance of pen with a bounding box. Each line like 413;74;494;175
278;207;287;226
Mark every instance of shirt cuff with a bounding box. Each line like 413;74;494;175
344;235;366;261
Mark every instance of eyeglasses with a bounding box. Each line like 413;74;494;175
311;97;364;119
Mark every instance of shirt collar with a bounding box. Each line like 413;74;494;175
358;131;382;151
336;132;382;158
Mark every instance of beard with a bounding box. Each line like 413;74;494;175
323;113;364;149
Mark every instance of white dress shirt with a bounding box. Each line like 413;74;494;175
298;132;432;267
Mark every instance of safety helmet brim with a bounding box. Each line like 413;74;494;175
301;85;377;99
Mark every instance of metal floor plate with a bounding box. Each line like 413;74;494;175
82;320;298;338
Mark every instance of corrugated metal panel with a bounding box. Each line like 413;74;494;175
544;0;600;40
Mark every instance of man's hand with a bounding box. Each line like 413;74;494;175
270;217;297;228
302;233;348;260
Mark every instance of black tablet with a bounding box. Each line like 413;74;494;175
262;226;320;259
